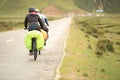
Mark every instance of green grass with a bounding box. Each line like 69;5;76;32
0;0;80;17
0;0;81;31
0;0;53;17
1;0;120;17
60;16;120;80
0;15;65;32
0;17;24;31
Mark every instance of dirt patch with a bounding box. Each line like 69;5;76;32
43;5;63;16
43;5;86;17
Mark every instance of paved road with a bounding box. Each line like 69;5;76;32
0;17;72;80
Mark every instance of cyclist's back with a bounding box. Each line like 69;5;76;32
24;7;45;31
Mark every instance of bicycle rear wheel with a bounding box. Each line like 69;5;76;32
32;38;37;60
39;50;41;55
34;50;37;60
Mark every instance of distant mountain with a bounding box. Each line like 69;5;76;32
0;0;119;17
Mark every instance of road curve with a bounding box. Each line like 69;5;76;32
0;17;72;80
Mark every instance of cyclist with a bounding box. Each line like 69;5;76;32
24;7;45;55
24;7;45;31
35;9;49;27
35;9;49;45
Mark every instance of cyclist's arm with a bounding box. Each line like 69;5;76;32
38;17;45;28
42;14;49;26
24;16;28;29
44;18;49;26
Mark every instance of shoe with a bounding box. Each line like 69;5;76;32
44;41;46;46
29;52;33;56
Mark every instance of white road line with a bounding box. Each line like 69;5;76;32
5;39;14;43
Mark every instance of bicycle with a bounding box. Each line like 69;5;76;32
31;38;40;60
24;29;44;61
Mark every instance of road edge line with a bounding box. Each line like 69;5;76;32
54;25;70;80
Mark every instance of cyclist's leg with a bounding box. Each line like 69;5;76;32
29;50;33;55
42;26;49;33
42;26;49;39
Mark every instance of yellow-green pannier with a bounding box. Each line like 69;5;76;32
24;30;44;50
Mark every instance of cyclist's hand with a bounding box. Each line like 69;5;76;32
24;27;27;30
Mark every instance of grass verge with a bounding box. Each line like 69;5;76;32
0;16;64;32
60;16;120;80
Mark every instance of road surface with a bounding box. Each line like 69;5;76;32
0;17;72;80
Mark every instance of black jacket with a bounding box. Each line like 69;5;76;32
24;12;45;29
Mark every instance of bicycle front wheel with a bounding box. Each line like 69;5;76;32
32;38;37;60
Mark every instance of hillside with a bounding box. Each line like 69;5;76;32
0;0;120;17
0;0;81;17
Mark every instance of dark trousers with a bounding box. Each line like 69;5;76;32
42;26;49;33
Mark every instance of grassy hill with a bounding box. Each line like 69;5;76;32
0;0;80;17
0;0;120;17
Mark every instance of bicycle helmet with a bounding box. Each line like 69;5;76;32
29;7;35;12
35;9;40;12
